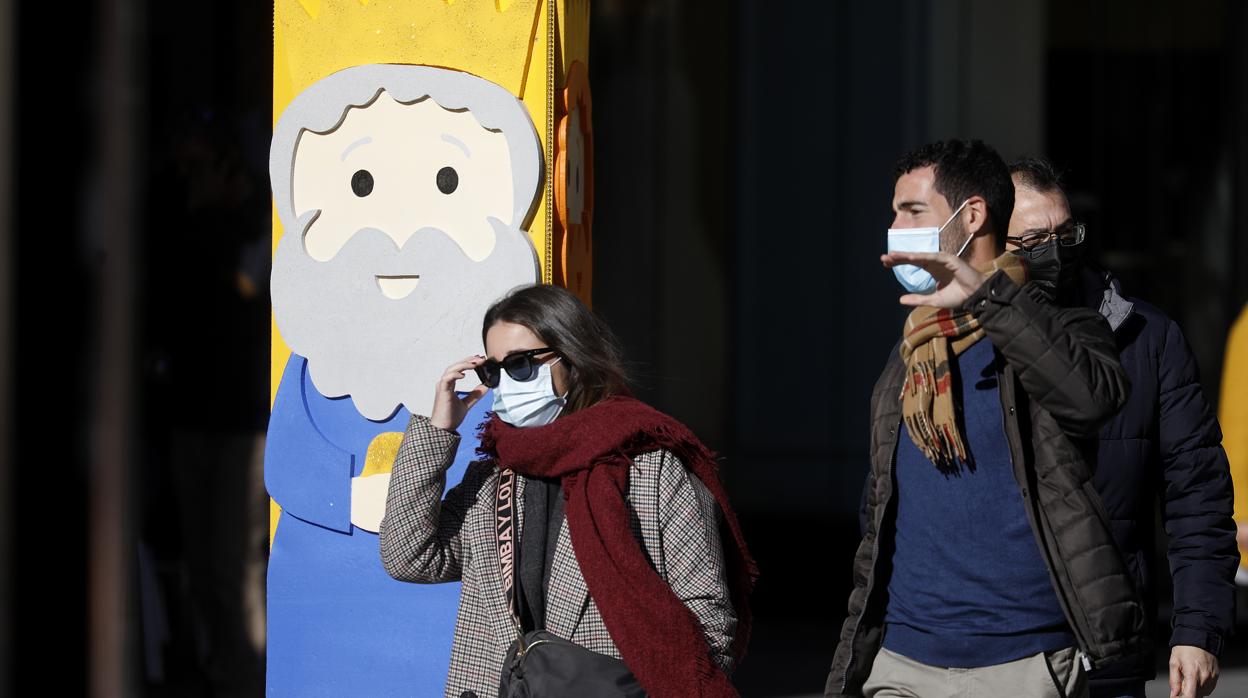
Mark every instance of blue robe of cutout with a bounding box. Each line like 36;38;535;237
265;354;483;696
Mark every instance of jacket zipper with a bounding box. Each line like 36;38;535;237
998;370;1096;669
841;432;898;694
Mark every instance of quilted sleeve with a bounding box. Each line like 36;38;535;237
970;271;1130;437
1155;318;1238;654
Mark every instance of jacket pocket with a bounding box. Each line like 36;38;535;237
1080;481;1135;587
1081;481;1113;529
1125;548;1146;597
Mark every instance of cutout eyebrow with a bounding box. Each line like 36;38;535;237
340;136;372;161
896;200;927;212
441;133;471;158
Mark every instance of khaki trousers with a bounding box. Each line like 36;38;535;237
863;646;1088;698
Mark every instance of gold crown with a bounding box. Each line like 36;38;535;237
276;0;548;100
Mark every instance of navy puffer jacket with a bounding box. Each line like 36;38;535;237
1079;266;1239;681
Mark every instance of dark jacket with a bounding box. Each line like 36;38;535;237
1078;266;1239;682
825;271;1151;697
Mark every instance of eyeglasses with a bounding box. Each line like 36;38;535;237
474;348;559;388
1006;222;1086;255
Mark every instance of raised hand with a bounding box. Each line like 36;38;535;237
882;251;987;309
430;355;489;432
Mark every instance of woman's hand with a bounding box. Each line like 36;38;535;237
430;355;489;432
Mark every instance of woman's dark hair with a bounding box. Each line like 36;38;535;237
482;284;631;414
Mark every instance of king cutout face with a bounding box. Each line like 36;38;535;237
272;88;540;420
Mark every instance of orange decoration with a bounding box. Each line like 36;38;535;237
554;60;593;306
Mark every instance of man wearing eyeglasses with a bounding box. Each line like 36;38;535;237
1006;157;1238;698
827;140;1148;698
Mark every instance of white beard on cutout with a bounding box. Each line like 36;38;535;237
271;217;538;420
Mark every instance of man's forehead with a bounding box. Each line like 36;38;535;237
1009;185;1071;232
894;166;943;206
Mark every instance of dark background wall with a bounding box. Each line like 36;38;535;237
3;0;1247;694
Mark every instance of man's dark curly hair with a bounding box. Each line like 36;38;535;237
895;139;1014;242
1008;156;1065;195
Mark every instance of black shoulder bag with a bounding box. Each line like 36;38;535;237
493;468;646;698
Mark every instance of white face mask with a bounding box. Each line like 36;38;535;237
885;199;972;294
491;357;568;428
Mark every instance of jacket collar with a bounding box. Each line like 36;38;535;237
1080;264;1135;332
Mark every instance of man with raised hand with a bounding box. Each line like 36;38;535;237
826;140;1148;698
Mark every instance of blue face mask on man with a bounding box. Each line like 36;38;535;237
491;358;568;428
885;199;972;294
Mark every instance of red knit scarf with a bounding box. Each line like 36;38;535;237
477;395;758;697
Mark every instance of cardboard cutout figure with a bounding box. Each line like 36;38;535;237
266;65;541;695
266;2;591;694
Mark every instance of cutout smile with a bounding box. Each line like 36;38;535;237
376;275;421;300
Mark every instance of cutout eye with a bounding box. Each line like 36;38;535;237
351;169;374;197
436;166;458;195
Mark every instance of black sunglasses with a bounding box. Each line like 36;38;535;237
474;348;559;388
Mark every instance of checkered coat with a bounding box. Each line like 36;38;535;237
380;415;738;698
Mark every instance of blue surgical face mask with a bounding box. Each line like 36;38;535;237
885;199;972;294
491;357;568;428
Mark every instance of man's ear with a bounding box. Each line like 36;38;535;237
964;195;989;236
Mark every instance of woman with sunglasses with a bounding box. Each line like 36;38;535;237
380;284;756;698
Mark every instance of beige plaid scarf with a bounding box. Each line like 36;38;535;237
899;253;1029;472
